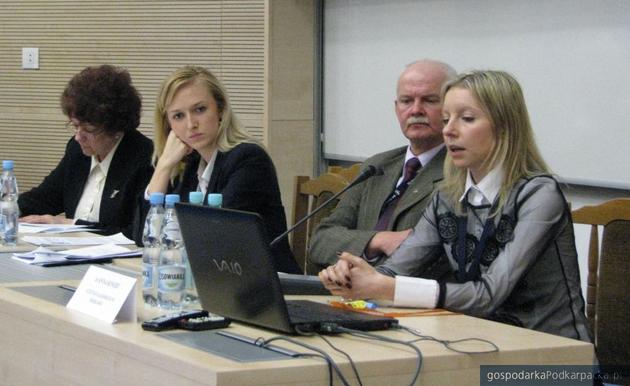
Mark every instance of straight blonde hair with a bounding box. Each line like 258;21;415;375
440;70;550;214
153;66;254;180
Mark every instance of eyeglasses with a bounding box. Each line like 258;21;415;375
65;121;104;136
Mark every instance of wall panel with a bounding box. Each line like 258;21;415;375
0;0;265;190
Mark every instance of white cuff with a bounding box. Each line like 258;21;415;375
393;276;439;309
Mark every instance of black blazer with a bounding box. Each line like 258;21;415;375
137;142;300;274
18;129;153;238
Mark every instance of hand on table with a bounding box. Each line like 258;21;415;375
20;214;73;224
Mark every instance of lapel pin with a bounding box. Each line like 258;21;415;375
110;190;120;199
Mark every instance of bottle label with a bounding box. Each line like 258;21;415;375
157;265;185;292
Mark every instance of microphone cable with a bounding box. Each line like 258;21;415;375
254;334;353;386
396;325;500;355
330;325;423;386
297;329;364;386
251;323;498;386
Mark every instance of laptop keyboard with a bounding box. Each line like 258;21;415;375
286;300;370;323
285;300;397;332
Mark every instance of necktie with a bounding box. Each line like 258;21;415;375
374;157;421;231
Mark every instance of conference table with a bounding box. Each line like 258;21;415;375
0;235;594;386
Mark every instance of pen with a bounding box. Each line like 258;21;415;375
58;284;77;293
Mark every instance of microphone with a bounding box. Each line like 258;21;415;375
270;165;384;248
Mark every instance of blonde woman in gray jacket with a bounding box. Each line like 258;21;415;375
320;70;590;342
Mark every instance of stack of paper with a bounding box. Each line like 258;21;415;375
13;244;141;267
19;223;95;234
22;232;135;247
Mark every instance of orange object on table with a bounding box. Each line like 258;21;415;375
329;300;455;317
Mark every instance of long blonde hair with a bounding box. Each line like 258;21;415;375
440;70;550;214
153;66;253;179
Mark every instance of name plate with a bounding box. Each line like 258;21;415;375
67;266;137;323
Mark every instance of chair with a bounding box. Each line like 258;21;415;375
593;219;630;368
328;163;361;181
291;166;360;274
571;198;630;330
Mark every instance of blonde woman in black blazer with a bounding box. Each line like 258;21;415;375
144;66;300;274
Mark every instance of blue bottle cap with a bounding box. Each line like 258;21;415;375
149;192;165;205
2;160;14;170
189;191;204;204
165;194;180;207
207;193;223;207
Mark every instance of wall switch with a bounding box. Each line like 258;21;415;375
22;47;39;70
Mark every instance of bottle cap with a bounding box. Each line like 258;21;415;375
207;193;223;207
189;191;204;204
165;194;180;207
149;192;165;205
2;160;14;170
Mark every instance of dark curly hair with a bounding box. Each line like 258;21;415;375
61;64;142;135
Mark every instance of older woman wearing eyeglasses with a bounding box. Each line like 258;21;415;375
18;64;153;238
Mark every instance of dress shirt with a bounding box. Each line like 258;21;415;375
74;135;123;223
196;149;218;197
392;165;503;308
459;166;504;207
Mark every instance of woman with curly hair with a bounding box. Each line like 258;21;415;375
19;64;153;238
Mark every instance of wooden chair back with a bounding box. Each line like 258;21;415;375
571;198;630;331
291;164;361;274
328;163;361;182
593;219;630;366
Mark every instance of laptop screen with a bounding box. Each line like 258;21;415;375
176;204;295;333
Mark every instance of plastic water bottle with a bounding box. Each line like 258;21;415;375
0;160;20;246
207;193;223;208
183;191;203;307
189;191;204;205
141;192;165;308
156;194;186;310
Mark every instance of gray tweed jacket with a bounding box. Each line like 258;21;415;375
377;176;591;341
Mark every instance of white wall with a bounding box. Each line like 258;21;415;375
323;0;630;189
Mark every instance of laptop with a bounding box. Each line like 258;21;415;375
175;204;398;334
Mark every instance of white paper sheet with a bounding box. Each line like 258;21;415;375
18;223;95;234
12;244;141;265
22;232;135;246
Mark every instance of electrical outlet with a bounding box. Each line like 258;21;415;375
22;47;39;70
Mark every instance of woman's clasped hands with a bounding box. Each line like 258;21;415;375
319;252;396;301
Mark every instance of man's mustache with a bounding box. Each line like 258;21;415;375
406;117;429;126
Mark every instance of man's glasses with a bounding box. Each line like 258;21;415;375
65;121;104;136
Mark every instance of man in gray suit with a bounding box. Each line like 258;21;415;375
309;59;456;269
